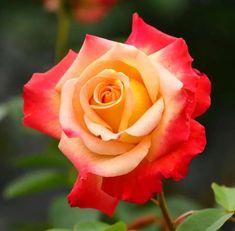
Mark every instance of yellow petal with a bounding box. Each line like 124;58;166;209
119;78;152;143
128;78;152;126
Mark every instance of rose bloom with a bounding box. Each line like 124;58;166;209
23;14;211;215
43;0;117;23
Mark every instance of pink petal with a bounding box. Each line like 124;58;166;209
149;38;197;90
59;134;151;177
68;174;118;216
23;50;77;139
126;13;177;55
56;35;115;91
150;40;211;119
148;62;189;160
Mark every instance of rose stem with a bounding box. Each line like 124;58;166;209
158;191;175;231
55;0;70;62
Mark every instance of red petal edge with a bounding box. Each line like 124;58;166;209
126;13;177;55
153;119;206;181
23;50;77;139
68;173;118;216
102;161;162;204
102;119;206;203
192;71;211;118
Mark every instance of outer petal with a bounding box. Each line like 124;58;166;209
126;13;177;55
102;119;206;203
56;35;115;91
149;38;196;89
68;174;118;216
23;50;77;139
148;62;189;160
153;119;206;180
150;40;211;118
102;161;162;204
59;134;151;177
149;38;198;115
191;71;211;118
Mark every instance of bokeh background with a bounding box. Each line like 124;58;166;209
0;0;235;230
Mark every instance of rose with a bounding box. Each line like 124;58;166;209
23;13;211;216
43;0;117;23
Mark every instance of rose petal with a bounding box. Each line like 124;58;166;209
80;69;130;132
77;42;159;103
148;62;189;160
84;115;120;141
126;78;152;128
125;97;164;137
84;85;162;141
23;50;77;139
153;119;206;180
149;41;211;119
149;38;199;115
102;119;206;203
68;174;118;216
191;71;211;118
59;134;151;177
60;79;134;155
56;35;115;91
102;160;162;203
126;13;177;55
149;38;195;83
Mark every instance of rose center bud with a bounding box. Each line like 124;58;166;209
99;85;121;104
90;79;125;132
89;73;152;143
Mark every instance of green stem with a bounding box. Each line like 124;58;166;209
158;191;175;231
55;0;70;62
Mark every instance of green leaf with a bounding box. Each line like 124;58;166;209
73;221;109;231
115;196;201;231
167;196;202;218
3;170;68;199
212;182;235;212
176;208;233;231
104;222;126;231
49;195;100;229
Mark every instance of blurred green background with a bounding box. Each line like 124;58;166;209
0;0;235;230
